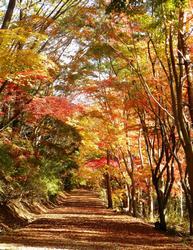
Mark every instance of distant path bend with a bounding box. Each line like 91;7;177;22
0;189;191;250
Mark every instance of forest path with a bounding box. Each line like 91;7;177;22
0;189;192;250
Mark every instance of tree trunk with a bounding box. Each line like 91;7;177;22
1;0;16;29
105;150;113;209
180;186;183;221
142;201;146;218
184;148;193;235
130;178;137;217
158;202;166;231
175;10;193;235
104;172;113;209
186;146;193;185
189;210;193;236
154;178;167;231
149;184;154;221
186;197;193;235
126;184;132;213
159;211;166;231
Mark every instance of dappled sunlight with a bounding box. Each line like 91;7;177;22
0;190;191;250
1;0;193;248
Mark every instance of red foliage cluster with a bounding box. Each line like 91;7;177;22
25;96;77;122
0;70;50;109
86;157;118;169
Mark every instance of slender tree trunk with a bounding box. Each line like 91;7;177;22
180;186;183;221
126;183;132;213
139;190;143;216
105;150;113;209
142;201;146;218
189;213;193;236
124;185;128;208
1;0;16;29
185;197;193;235
149;183;154;221
178;159;193;235
184;149;193;235
172;10;193;234
131;180;137;217
104;172;113;209
186;155;193;204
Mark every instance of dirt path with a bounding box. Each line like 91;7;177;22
0;189;192;250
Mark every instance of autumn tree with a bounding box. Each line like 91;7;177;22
103;0;193;233
0;0;87;225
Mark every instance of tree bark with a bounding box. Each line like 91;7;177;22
1;0;16;29
148;182;154;221
185;149;193;235
158;202;167;231
155;183;167;231
180;186;183;220
131;178;137;217
104;172;113;209
104;150;113;209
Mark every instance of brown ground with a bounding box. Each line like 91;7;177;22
0;189;192;250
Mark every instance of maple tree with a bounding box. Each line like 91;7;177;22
80;1;192;231
0;0;86;224
60;0;192;233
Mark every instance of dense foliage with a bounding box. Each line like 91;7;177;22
1;0;193;236
0;0;83;210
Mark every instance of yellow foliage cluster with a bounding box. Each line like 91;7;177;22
0;26;58;80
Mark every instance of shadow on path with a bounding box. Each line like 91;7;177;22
0;189;191;250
